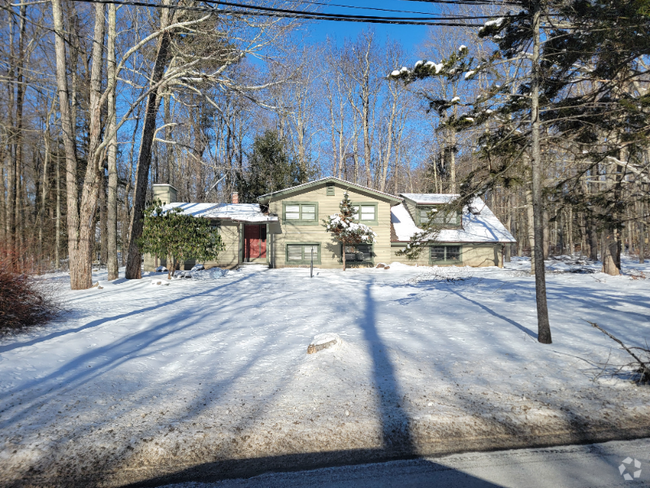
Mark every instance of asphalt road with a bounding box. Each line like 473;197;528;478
162;438;650;487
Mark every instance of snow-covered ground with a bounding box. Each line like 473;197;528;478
1;257;650;486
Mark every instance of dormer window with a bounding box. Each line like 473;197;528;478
417;206;461;226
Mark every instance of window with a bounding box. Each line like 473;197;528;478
286;243;321;264
418;206;461;226
435;211;460;225
430;245;462;264
283;202;318;225
344;244;374;264
351;202;378;224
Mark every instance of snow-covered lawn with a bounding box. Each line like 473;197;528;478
2;257;650;486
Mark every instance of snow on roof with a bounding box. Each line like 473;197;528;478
391;197;516;243
400;193;460;204
162;202;278;223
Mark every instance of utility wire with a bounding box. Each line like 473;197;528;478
249;0;510;18
69;0;489;26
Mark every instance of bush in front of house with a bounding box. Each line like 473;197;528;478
0;249;60;334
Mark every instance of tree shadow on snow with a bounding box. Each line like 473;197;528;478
0;273;255;355
115;279;502;487
446;288;538;340
359;280;415;454
119;280;500;486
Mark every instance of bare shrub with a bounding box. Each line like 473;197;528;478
0;249;61;335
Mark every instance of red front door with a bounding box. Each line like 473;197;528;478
244;224;266;260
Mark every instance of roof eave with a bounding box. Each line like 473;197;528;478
258;176;402;205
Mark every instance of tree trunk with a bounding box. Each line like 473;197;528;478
531;1;552;344
587;213;599;261
52;0;82;284
107;3;119;280
601;151;623;276
601;229;620;275
504;193;512;262
125;2;174;279
99;172;108;264
76;3;106;287
55;149;61;269
52;0;106;289
164;93;173;185
567;207;574;256
639;220;645;264
525;187;535;270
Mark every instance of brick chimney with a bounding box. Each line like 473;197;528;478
231;192;239;204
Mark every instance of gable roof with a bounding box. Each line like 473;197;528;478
257;176;403;204
391;197;516;244
161;202;278;223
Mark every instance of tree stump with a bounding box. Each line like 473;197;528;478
307;333;340;354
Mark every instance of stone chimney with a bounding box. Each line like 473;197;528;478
231;192;239;204
152;183;178;205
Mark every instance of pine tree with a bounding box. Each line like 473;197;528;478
324;192;376;271
391;0;650;343
238;130;306;203
139;202;224;279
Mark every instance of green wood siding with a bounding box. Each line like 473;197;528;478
268;183;393;268
391;242;503;267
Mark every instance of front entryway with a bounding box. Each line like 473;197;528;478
244;224;267;261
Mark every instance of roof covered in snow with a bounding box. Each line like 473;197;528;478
162;202;278;223
258;176;402;204
391;197;516;243
400;193;460;204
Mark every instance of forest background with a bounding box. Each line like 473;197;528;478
2;0;649;290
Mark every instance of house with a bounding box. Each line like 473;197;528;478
144;183;278;270
143;177;515;271
390;193;516;267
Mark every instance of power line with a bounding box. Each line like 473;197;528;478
69;0;489;26
242;0;510;19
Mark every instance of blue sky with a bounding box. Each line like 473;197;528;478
287;0;441;54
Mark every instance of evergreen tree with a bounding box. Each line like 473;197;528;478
238;130;305;203
324;192;376;271
139;202;224;279
391;0;650;344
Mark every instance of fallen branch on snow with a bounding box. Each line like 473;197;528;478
588;321;650;384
